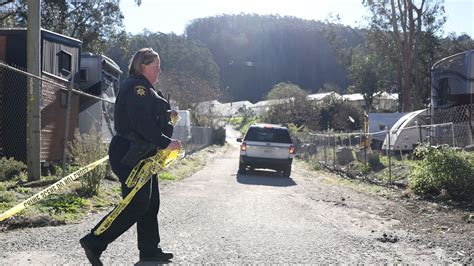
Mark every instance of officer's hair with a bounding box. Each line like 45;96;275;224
128;48;160;77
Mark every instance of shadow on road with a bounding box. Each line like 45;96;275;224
235;170;297;187
135;260;171;265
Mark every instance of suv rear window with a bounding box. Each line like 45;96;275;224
244;127;292;143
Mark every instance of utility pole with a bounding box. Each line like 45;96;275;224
26;0;41;180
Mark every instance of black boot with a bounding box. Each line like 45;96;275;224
139;248;173;262
80;235;104;266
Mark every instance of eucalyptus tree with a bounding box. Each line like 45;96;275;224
363;0;446;111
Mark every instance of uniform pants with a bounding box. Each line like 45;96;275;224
87;135;161;254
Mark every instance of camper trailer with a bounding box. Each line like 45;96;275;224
431;50;474;109
382;50;474;152
78;53;122;142
381;109;430;152
431;50;473;147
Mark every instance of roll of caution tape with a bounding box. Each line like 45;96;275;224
0;156;109;222
94;148;183;235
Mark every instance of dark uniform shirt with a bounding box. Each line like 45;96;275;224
114;75;173;149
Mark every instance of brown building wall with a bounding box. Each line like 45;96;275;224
40;73;79;161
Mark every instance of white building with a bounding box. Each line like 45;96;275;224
307;92;342;102
220;101;254;116
250;98;291;116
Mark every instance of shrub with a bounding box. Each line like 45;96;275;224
0;157;27;181
264;98;321;131
67;128;107;196
410;144;474;201
0;190;16;203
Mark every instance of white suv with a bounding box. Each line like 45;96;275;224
237;124;295;177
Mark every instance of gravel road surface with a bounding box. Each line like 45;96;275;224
0;127;472;264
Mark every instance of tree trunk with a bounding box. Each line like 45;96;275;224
390;0;425;112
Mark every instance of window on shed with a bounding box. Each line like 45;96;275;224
60;90;68;108
438;78;449;106
79;68;88;82
57;50;72;76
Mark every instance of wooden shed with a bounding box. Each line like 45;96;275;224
0;28;82;163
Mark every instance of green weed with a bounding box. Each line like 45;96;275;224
410;144;474;201
159;172;177;180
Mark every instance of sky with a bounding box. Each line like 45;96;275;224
120;0;474;38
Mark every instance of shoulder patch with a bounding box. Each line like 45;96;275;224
134;86;147;97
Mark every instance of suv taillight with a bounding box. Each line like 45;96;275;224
240;142;247;151
289;144;295;154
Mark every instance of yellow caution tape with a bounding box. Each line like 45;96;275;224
94;148;183;235
0;156;109;222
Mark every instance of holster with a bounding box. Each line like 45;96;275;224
120;131;156;167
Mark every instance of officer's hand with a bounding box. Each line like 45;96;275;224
168;109;178;117
167;139;182;151
168;110;180;125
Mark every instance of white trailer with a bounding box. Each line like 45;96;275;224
381;109;430;152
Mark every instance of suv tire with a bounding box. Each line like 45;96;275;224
282;165;291;177
238;162;246;174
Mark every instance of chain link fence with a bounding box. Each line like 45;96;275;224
0;64;28;162
432;104;473;147
0;62;216;176
294;119;473;184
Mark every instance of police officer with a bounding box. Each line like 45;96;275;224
80;48;181;265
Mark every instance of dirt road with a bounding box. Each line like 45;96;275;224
0;127;472;264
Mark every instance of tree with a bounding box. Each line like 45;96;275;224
438;33;474;57
319;100;363;131
265;82;308;100
363;0;446;112
105;30;222;108
157;69;219;109
264;98;321;131
186;14;358;102
10;0;125;53
349;47;378;112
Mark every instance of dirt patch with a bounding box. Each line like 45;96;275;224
1;215;65;231
299;160;473;264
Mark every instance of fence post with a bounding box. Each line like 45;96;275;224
62;80;74;173
324;135;327;165
417;121;422;144
364;132;367;179
333;134;336;169
387;129;391;184
451;123;455;147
